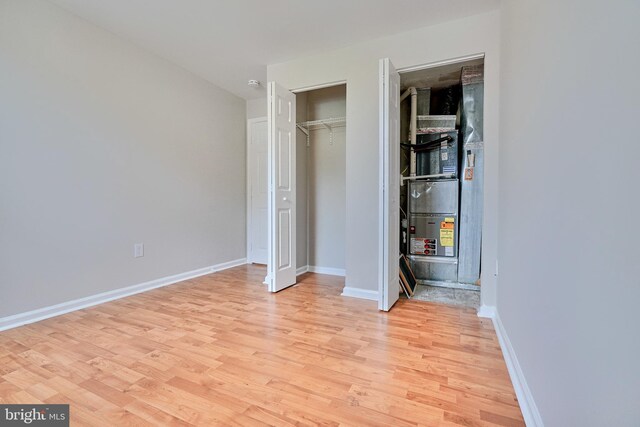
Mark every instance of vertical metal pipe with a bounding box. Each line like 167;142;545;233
409;87;417;176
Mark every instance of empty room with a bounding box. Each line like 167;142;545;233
1;0;638;426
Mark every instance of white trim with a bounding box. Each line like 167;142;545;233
308;266;345;277
477;304;496;318
266;82;276;288
0;258;247;333
296;265;309;276
341;287;379;301
291;80;347;94
397;53;485;74
211;258;247;272
491;311;544;427
246;116;268;264
377;58;386;310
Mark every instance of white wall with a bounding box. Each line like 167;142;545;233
499;1;640;425
246;97;267;120
305;85;346;271
268;11;500;304
0;0;247;318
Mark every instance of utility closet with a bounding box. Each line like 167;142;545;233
399;59;485;301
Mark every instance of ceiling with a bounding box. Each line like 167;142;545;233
48;0;499;100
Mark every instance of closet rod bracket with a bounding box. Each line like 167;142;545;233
296;117;346;147
296;124;311;146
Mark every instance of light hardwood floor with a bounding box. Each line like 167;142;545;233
0;265;524;426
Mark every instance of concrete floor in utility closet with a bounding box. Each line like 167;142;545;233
410;285;481;309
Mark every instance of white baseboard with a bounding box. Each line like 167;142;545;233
491;311;544;427
308;265;345;277
477;304;496;318
0;258;247;333
212;258;247;272
296;266;309;276
341;287;379;301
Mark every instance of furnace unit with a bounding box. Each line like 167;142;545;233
407;179;459;283
415;130;459;178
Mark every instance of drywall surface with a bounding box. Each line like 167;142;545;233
499;1;640;425
268;11;500;301
0;0;246;317
295;92;308;269
306;86;346;270
246;97;267;120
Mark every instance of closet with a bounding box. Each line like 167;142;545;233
295;85;347;276
398;59;484;308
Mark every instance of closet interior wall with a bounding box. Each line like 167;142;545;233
296;85;346;274
296;92;308;270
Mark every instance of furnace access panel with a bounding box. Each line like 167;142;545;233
407;180;458;258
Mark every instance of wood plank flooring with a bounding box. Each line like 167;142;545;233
0;265;524;426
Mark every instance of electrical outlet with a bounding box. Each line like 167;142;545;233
134;243;144;258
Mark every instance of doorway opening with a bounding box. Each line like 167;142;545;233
247;117;268;265
265;82;347;292
295;84;347;278
400;57;485;309
381;55;486;310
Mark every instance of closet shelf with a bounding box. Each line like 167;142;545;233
296;117;346;145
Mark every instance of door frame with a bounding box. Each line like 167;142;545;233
378;53;486;310
378;58;401;311
246;116;268;265
291;80;347;94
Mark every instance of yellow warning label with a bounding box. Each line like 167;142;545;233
440;229;454;247
444;217;455;223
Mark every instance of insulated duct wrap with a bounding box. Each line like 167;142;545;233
416;88;431;116
460;65;484;144
458;65;485;284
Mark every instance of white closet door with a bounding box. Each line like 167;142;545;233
379;58;400;311
267;82;297;292
249;118;268;265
